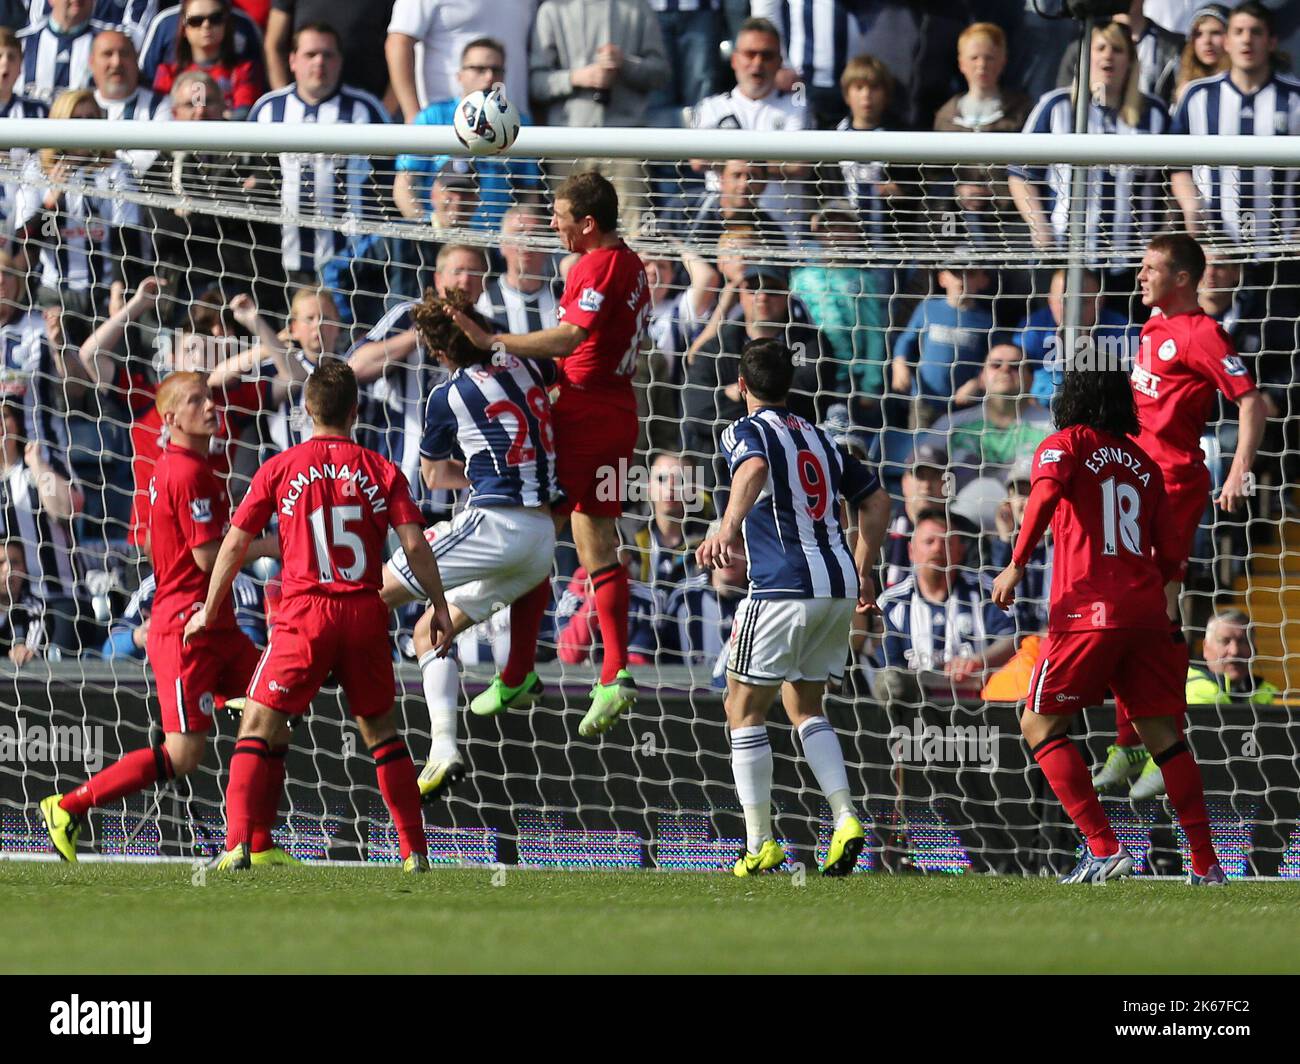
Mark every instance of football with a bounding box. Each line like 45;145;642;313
453;87;522;156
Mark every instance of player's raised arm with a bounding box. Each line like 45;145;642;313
450;307;588;361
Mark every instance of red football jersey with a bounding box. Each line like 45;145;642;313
1030;426;1182;632
1132;310;1256;487
556;240;650;412
231;435;423;599
149;442;236;633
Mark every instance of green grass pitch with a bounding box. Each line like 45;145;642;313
2;861;1297;974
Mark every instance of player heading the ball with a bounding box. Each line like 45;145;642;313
992;364;1225;885
377;292;563;801
185;360;455;873
39;373;282;863
695;339;891;878
452;171;649;739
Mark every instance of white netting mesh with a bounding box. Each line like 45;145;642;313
2;132;1299;877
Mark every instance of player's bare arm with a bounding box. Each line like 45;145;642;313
1217;388;1266;513
183;525;254;644
854;487;891;615
421;457;471;491
395;521;455;657
347;328;420;384
76;276;165;387
697;456;767;570
451;308;587;360
190;534;279;574
993;477;1064;610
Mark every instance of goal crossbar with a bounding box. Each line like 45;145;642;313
4;120;1300;167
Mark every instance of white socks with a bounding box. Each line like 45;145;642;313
730;725;773;854
419;651;460;763
798;716;855;829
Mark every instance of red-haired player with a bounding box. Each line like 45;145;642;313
1092;233;1266;799
452;171;650;738
38;372;281;863
185;360;454;872
993;365;1225;885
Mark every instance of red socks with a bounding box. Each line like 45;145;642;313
225;736;270;851
249;745;288;853
590;563;630;684
370;737;426;861
502;579;551;687
1032;735;1119;858
1114;706;1140;749
60;745;174;817
1155;740;1220;876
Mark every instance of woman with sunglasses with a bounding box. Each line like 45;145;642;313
152;0;266;120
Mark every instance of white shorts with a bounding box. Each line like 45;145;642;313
726;597;856;686
386;506;555;622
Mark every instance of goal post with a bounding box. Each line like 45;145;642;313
1;120;1298;877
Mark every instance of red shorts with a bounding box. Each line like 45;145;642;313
1166;473;1211;581
248;593;395;718
552;394;637;517
148;626;263;735
1026;628;1186;718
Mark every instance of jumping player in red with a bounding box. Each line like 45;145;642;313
38;372;282;863
1094;232;1267;798
993;366;1225;885
184;361;454;872
452;172;650;737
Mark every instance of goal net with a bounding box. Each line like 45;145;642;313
1;118;1298;878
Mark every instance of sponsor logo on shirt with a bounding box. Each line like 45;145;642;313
1131;365;1161;398
1039;448;1064;465
1157;338;1177;362
1222;355;1248;377
578;288;605;314
190;497;212;523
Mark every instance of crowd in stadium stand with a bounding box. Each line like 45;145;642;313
0;0;1297;694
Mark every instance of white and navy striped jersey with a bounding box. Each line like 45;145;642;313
753;0;871;90
692;88;809;241
649;288;709;364
14;156;130;292
647;0;717;11
0;94;48;238
875;571;1016;672
1009;87;1170;262
259;347;318;456
721;406;879;600
420;354;561;510
1170;72;1300;244
0;310;45;399
0;459;78;601
0;93;49;120
16;18;112;103
476;277;560;334
27;1;158;45
833;118;894;242
247;83;390;275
